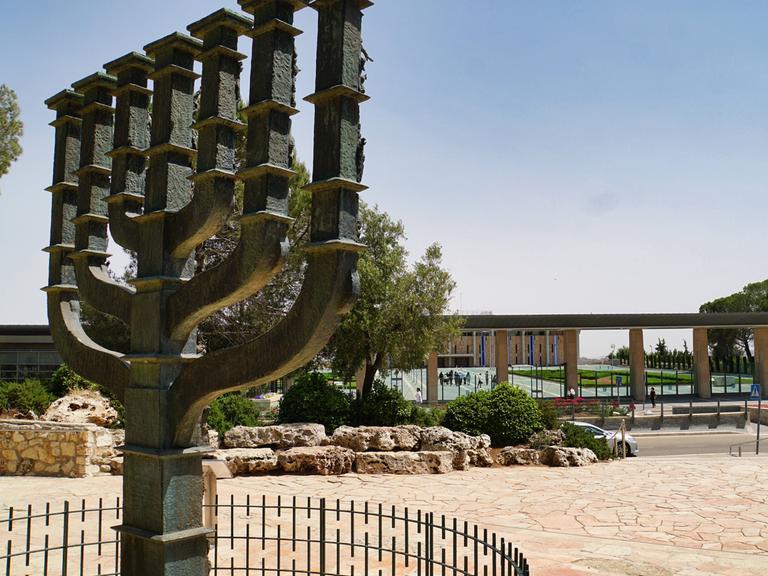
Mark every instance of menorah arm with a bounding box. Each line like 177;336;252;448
166;217;290;341
47;292;129;403
169;248;360;446
164;177;236;260
70;253;134;325
106;194;142;252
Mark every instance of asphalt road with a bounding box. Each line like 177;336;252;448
635;432;760;457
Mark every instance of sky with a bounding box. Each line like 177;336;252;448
1;1;768;357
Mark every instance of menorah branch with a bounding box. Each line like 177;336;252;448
166;218;289;341
47;293;129;402
170;249;359;446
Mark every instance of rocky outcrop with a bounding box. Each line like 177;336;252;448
224;424;326;450
42;390;118;427
328;426;421;452
528;429;565;449
497;447;540;466
277;446;355;475
539;446;598;467
216;448;278;475
355;451;453;475
419;427;492;470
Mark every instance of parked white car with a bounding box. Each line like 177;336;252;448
570;421;639;456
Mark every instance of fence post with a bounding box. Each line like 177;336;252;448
320;498;326;576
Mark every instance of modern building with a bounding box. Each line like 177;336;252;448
0;325;61;382
438;327;565;368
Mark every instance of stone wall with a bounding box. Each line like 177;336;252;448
0;420;120;478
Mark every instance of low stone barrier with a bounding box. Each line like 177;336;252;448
0;420;120;478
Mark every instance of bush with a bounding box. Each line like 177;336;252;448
350;382;413;427
48;365;96;397
443;383;543;447
207;393;263;437
537;400;559;430
277;372;351;434
0;380;55;415
442;389;492;437
409;405;445;427
561;422;613;461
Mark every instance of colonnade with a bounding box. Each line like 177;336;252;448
424;326;768;403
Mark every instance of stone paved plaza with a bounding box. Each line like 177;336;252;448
1;454;765;575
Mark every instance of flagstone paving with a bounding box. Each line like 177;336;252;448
1;454;765;575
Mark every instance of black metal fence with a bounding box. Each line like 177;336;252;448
1;496;531;576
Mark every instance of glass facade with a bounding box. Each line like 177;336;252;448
0;350;62;382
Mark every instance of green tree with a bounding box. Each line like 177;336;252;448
0;85;23;180
654;338;668;356
327;204;462;398
700;279;768;361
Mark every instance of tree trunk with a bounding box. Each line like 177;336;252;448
361;354;382;398
743;338;753;362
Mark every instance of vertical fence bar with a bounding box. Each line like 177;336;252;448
5;540;10;576
500;538;505;576
378;503;383;562
24;504;31;567
452;517;457;576
320;498;327;576
351;501;356;558
97;498;103;556
79;530;84;576
61;500;70;576
404;507;409;567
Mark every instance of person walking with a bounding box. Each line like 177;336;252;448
649;386;657;408
415;387;423;404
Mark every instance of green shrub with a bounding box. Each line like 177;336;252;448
561;422;613;461
48;365;96;397
409;405;445;427
277;372;351;434
537;399;559;430
350;382;413;427
442;389;492;437
485;384;544;446
207;392;263;437
0;380;55;415
443;383;543;447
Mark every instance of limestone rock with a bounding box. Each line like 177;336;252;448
419;427;491;470
208;430;220;449
528;429;565;449
216;448;278;475
42;390;118;427
498;447;540;466
355;451;453;475
278;446;354;475
224;424;326;449
328;425;421;452
109;456;123;475
540;446;598;467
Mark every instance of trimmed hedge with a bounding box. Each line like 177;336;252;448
443;383;544;447
277;373;352;434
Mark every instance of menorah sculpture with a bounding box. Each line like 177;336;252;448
44;1;371;573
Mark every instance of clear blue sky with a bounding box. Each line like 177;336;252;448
2;1;768;357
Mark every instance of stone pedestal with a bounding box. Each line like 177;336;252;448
629;329;645;402
693;328;711;399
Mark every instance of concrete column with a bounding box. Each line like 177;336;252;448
495;330;509;383
754;327;768;399
426;351;439;403
564;330;579;393
693;328;711;399
520;331;527;365
629;329;645;402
